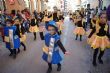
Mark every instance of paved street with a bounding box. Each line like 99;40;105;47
0;16;110;73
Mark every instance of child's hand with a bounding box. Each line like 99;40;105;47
65;51;70;55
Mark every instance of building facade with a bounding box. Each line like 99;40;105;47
0;0;48;13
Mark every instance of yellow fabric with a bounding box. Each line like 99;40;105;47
20;35;26;42
4;36;9;42
29;25;39;32
50;15;53;21
96;20;108;33
74;27;85;35
87;34;96;45
86;29;92;36
91;19;96;27
43;46;49;54
88;35;110;51
82;18;86;22
104;24;108;31
56;21;64;31
43;17;50;22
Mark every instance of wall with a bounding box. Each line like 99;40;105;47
90;0;98;8
5;0;25;13
86;0;110;9
37;0;41;12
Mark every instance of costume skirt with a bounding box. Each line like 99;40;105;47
74;27;85;35
29;25;39;32
88;35;110;51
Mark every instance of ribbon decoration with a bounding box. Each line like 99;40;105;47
48;37;55;63
9;29;14;49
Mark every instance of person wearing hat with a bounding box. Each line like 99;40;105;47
42;21;69;73
4;19;20;59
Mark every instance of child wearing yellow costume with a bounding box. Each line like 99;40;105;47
42;14;53;22
29;15;39;40
74;13;85;41
56;13;64;35
88;12;110;66
39;14;53;40
86;14;97;37
56;20;64;35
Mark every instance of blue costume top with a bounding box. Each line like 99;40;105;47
42;33;62;64
4;26;20;49
42;20;66;64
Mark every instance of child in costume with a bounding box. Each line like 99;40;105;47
88;12;110;66
86;14;97;37
56;12;64;35
53;11;59;22
74;13;85;41
14;18;27;53
29;15;39;40
40;15;49;40
42;21;69;73
40;14;53;40
4;19;20;58
42;15;50;22
56;19;64;35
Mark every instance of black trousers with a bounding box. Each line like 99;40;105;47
93;48;105;63
20;42;26;49
75;34;82;41
8;48;13;54
13;49;16;55
39;32;44;40
18;42;26;52
33;32;36;40
48;63;61;69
